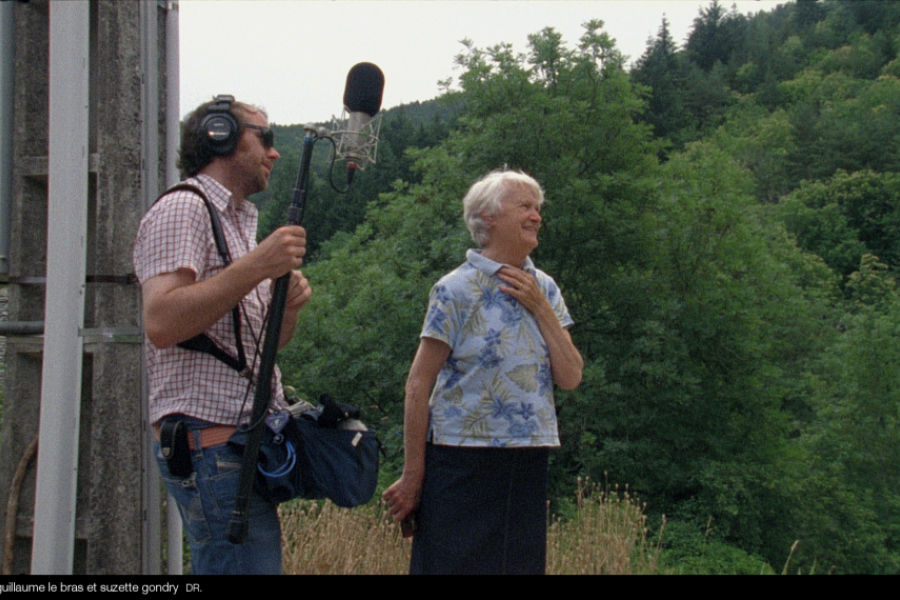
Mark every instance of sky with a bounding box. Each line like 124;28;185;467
179;0;786;126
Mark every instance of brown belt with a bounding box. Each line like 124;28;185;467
155;424;236;450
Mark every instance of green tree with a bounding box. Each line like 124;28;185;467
280;20;660;473
710;103;795;202
562;142;837;563
272;6;900;572
776;170;900;280
256;106;454;257
631;18;692;152
685;0;749;72
790;272;900;572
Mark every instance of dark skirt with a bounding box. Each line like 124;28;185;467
410;444;550;575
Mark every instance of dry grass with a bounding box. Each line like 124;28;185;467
546;478;660;575
279;499;412;575
279;477;659;575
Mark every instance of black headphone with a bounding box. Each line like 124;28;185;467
199;95;240;157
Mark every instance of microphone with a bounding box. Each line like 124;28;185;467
337;62;385;182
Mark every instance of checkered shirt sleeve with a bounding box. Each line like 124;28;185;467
133;177;287;426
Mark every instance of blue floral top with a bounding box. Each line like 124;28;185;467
421;249;574;447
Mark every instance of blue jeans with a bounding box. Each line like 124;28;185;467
154;428;283;575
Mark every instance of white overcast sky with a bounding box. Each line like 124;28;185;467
179;0;785;126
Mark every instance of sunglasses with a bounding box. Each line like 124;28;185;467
243;124;275;149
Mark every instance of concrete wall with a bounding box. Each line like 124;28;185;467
0;0;169;574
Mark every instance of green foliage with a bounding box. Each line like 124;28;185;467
710;103;795;201
846;254;899;310
686;0;750;73
269;1;900;574
255;103;457;257
638;0;900;186
787;294;900;573
631;19;693;153
776;170;900;280
281;19;660;479
658;519;776;575
279;175;473;464
556;142;839;566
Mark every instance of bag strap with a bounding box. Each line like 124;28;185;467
154;183;250;378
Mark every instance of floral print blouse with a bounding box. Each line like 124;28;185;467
422;250;574;447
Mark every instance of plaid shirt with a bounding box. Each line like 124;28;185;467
133;175;287;426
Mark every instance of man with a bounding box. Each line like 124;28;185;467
133;96;311;574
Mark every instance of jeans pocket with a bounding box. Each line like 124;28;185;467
155;446;212;546
213;453;242;477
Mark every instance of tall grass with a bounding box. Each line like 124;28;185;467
279;477;659;575
279;498;411;575
546;478;660;575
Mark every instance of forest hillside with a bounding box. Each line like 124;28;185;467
258;1;900;574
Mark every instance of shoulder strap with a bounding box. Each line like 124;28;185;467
157;183;233;266
155;183;251;378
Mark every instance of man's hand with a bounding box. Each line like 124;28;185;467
142;225;309;350
252;225;307;280
284;270;312;312
277;270;312;349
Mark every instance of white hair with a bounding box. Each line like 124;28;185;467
462;170;545;247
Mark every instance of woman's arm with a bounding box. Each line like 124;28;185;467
382;336;451;522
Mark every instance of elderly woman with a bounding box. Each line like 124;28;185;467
383;169;583;574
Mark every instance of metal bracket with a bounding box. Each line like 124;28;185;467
78;326;142;344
